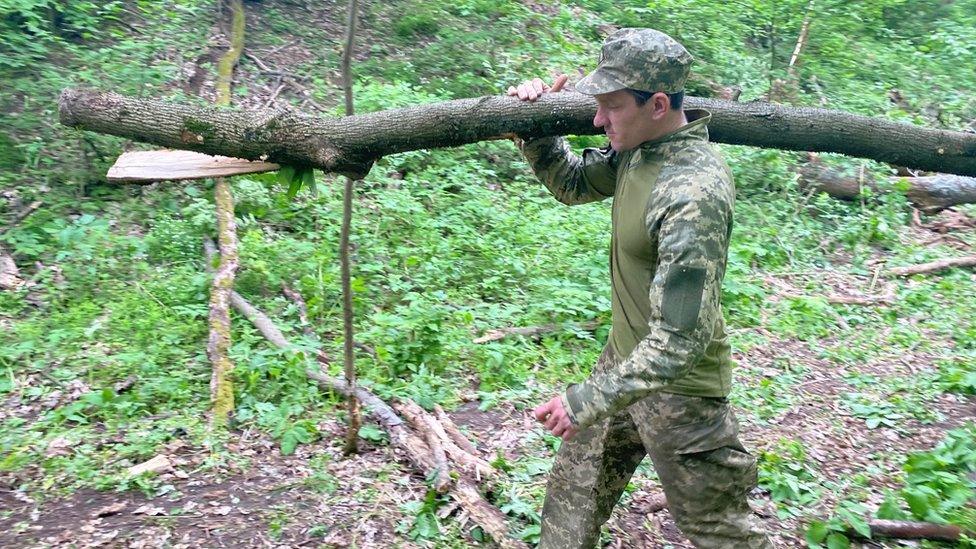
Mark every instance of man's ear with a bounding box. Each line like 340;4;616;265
651;92;671;119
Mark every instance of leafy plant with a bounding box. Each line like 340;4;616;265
758;439;822;518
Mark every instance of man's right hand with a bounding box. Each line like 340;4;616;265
506;74;569;101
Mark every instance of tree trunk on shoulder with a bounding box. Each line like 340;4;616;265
59;89;976;179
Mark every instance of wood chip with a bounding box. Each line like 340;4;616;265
127;455;173;476
107;150;279;182
92;502;126;518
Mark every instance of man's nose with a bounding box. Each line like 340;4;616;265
593;108;606;128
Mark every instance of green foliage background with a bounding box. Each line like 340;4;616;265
1;0;974;546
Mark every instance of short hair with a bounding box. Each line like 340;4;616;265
627;89;684;110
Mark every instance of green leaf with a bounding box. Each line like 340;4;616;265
287;174;303;198
281;430;299;455
903;488;931;519
877;492;906;520
806;520;829;545
358;423;387;442
846;514;871;539
302;168;317;196
277;165;295;186
826;533;851;549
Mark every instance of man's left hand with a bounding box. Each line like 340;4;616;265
533;395;578;441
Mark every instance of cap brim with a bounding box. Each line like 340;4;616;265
574;68;628;95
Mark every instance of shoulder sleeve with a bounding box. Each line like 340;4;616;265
519;136;618;205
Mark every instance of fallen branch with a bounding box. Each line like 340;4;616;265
798;157;976;212
60;88;976;178
205;247;525;547
398;400;496;481
888;255;976;277
788;0;815;76
859;519;962;543
393;402;453;493
777;291;895;306
434;403;480;456
474;320;601;344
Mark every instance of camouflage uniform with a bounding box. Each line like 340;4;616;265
519;28;773;548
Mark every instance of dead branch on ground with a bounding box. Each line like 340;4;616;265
888;256;976;277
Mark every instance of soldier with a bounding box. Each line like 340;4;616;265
507;29;774;548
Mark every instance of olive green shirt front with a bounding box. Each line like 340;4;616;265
520;110;734;429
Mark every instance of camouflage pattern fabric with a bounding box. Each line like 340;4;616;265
576;28;694;95
540;348;772;549
522;110;735;429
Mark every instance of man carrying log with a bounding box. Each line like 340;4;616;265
508;28;773;548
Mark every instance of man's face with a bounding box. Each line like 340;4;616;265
592;89;661;152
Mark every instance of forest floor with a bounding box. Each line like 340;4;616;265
3;225;974;547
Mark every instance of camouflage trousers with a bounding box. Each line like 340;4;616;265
539;346;773;549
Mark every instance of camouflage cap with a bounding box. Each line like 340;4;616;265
576;28;693;95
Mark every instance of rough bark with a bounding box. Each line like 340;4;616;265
207;179;238;427
398;400;496;481
433;404;480;456
393;402;452;493
799;159;976;212
206;0;245;429
340;0;362;456
208;257;526;548
59;89;976;178
901;175;976;213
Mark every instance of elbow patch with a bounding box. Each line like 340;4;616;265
662;265;706;332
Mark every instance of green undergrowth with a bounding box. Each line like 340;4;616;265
2;0;975;545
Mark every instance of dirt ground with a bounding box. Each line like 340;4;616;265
3;332;972;549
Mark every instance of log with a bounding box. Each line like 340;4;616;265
901;175;976;213
862;519;961;543
888;255;976;277
799;159;976;212
398;400;496;481
433;404;480;456
393;402;453;493
59;89;976;178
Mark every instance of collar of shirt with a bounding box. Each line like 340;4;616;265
638;108;712;151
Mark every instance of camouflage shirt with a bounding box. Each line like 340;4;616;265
520;110;734;429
